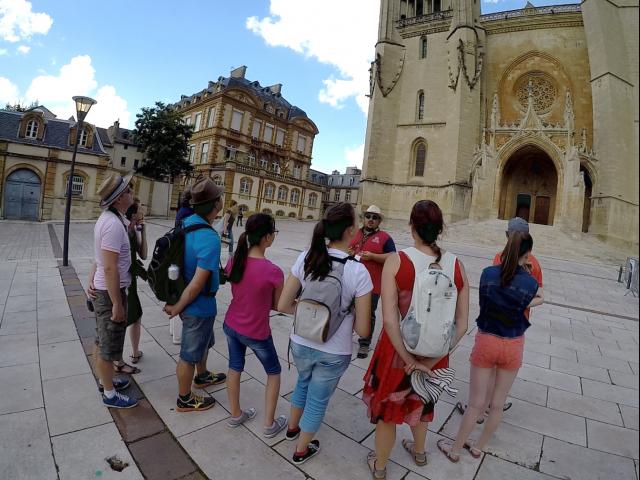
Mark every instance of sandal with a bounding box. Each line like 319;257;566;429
464;442;483;459
113;362;141;374
401;439;428;466
366;452;386;479
130;352;143;364
437;439;460;463
455;402;485;424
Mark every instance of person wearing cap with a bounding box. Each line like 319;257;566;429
348;205;396;359
456;217;544;421
90;172;139;409
175;189;194;228
163;178;228;412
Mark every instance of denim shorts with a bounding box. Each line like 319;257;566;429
93;288;128;362
179;313;215;364
223;323;281;375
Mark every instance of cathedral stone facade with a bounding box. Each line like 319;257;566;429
361;0;639;248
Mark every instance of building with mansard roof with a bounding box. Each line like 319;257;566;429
362;0;638;248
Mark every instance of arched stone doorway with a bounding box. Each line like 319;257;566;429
498;145;558;225
3;168;41;221
580;165;593;233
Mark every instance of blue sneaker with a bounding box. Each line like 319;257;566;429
98;377;131;393
102;392;138;409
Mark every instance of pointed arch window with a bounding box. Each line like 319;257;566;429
414;142;426;177
417;91;425;121
420;37;428;59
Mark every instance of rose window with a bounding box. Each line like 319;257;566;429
515;74;557;113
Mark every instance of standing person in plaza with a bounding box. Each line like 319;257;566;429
223;213;288;437
91;172;139;408
438;231;541;462
456;217;544;421
236;208;244;227
163;178;227;412
348;205;396;359
363;200;469;478
222;203;237;254
278;202;373;464
175;189;194;228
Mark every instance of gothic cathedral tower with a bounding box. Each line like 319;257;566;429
361;0;484;223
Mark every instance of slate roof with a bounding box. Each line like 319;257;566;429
111;126;137;146
0;109;108;156
96;127;113;147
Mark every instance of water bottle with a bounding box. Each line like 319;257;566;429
168;264;180;281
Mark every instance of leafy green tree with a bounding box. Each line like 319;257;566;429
4;100;40;112
132;102;194;180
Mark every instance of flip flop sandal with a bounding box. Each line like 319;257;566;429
457;402;485;424
130;352;143;364
503;402;512;412
464;442;483;459
437;439;460;463
366;452;386;479
113;362;141;374
401;439;428;466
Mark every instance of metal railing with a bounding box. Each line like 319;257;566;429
618;257;639;297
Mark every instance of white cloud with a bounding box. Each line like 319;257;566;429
21;55;130;127
0;47;7;55
16;43;28;54
0;0;52;43
247;0;379;115
0;76;19;104
345;143;365;168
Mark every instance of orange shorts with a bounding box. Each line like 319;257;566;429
469;331;524;370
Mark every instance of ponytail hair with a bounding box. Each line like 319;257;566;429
499;231;533;287
410;200;444;263
304;202;355;280
229;213;276;283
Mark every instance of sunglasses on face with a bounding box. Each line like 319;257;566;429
364;214;380;221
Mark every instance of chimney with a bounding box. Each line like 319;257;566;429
230;65;247;78
268;83;282;95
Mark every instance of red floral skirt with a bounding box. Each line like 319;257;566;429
362;330;449;427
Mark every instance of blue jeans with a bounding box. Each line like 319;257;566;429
290;341;351;433
223;323;281;375
179;313;215;364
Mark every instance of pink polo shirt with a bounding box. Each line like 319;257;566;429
93;210;131;290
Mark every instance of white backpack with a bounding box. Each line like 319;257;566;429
400;247;458;358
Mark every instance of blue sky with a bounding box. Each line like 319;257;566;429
0;0;578;173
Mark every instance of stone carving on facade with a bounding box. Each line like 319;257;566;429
448;39;484;91
374;45;406;97
515;73;557;113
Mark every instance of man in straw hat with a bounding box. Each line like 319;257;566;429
348;205;396;359
164;177;227;412
91;172;139;408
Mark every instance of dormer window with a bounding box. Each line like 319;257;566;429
25;119;39;138
79;128;88;147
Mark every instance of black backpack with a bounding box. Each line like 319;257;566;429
147;223;213;305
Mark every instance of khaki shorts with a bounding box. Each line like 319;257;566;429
93;288;128;362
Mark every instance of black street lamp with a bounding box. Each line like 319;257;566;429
62;95;96;267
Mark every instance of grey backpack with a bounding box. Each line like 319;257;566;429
293;256;356;343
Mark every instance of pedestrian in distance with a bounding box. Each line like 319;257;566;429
363;200;469;479
163;178;227;412
278;202;373;465
348;205;396;359
223;213;288;437
221;203;237;254
89;172;139;409
438;231;542;462
236;208;244;227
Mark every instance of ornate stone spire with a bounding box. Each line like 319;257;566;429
564;89;574;133
490;93;500;130
519;79;544;131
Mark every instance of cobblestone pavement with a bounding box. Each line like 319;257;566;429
0;218;638;480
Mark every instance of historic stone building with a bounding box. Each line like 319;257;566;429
362;0;639;247
326;167;362;211
172;66;326;220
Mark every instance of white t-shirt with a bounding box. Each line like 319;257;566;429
290;248;373;355
93;210;131;290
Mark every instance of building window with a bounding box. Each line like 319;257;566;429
414;142;426;177
420;37;428;59
224;146;237;160
293;163;301;179
207;107;216;128
213;175;224;187
297;135;307;153
200;142;209;164
67;174;84;196
434;0;441;12
194;112;202;132
275;210;285;217
333;190;340;202
263;123;274;143
264;183;275;199
124;144;128;150
417;91;425;120
252;119;262;139
272;161;280;174
240;177;252;195
133;159;140;169
275;128;285;147
231;109;243;131
260;156;268;170
345;190;352;202
25;119;39;138
247;152;256;166
79;128;88;147
120;157;126;167
291;189;300;204
277;186;288;201
308;193;318;207
183;115;192;126
188;144;196;163
349;177;354;186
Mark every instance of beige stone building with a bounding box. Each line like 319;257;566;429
0;107;169;221
362;0;639;248
172;66;326;220
97;120;146;173
326;167;362;210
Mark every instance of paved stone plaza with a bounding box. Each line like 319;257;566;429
0;218;638;480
